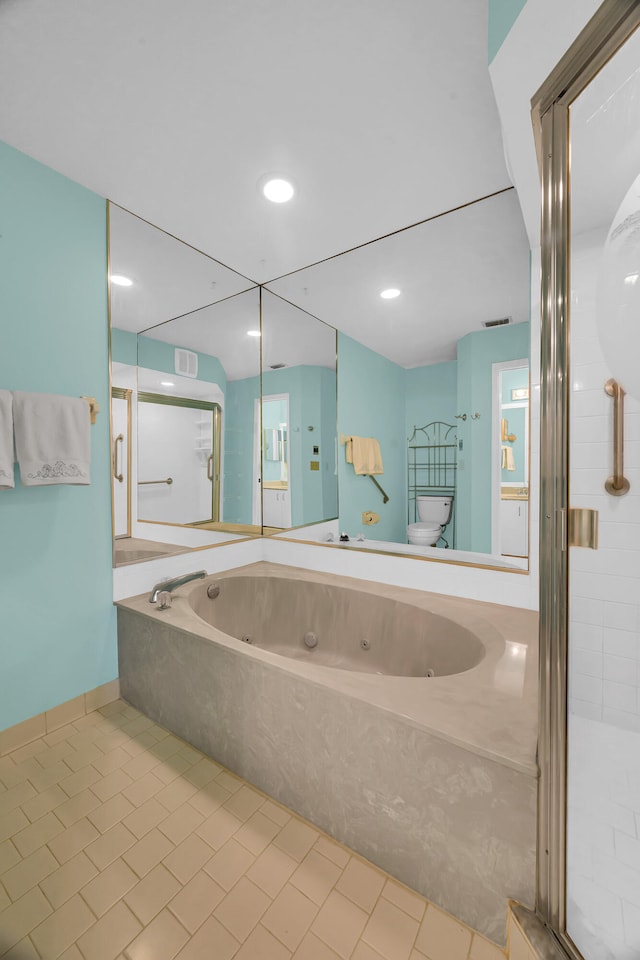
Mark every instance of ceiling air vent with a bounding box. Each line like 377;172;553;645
174;348;198;378
482;317;512;329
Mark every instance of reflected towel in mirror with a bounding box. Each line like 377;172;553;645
501;445;515;471
0;389;15;489
13;391;91;486
345;436;384;475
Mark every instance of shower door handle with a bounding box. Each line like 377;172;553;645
113;434;124;483
207;454;214;482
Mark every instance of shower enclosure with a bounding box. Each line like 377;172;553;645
534;2;640;958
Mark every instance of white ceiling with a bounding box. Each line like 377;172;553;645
0;0;531;367
0;0;512;281
266;188;530;367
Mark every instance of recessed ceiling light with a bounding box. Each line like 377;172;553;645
110;274;133;287
247;330;261;337
380;288;401;299
261;177;295;203
160;381;175;387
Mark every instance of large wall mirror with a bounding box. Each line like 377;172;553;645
266;188;532;570
109;203;261;565
109;204;339;566
110;188;531;573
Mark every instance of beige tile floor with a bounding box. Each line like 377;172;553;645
0;700;506;960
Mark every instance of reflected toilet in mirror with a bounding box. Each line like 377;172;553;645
266;188;532;570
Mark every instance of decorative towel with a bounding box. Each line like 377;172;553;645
501;445;515;472
0;390;15;489
345;436;384;475
13;392;91;486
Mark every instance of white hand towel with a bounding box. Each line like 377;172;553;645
0;390;15;489
13;392;91;486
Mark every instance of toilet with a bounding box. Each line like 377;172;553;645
407;495;453;547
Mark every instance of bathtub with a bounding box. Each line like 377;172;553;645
116;561;538;943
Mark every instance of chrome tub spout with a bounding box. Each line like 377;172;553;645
149;570;206;604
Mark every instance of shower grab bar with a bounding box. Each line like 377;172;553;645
139;477;174;486
604;378;630;496
112;434;124;483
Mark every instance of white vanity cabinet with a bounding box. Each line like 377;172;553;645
263;487;291;529
500;499;528;557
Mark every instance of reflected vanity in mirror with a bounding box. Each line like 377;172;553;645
110;187;531;573
109;202;261;565
266;187;531;570
109;204;339;566
260;290;337;533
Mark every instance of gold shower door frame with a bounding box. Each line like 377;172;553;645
532;2;640;958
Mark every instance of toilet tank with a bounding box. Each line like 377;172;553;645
416;495;453;524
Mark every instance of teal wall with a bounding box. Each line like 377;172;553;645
223;376;258;524
488;0;528;62
223;365;337;528
320;367;338;519
337;334;406;543
456;322;529;552
111;328;137;366
137;337;227;390
0;140;116;730
263;366;337;527
405;361;457;439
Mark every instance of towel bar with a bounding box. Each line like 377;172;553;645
81;396;99;424
367;475;389;503
139;477;174;486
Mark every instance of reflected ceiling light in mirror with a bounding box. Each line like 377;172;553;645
260;175;295;203
160;381;175;387
380;288;401;299
247;330;261;337
110;274;133;286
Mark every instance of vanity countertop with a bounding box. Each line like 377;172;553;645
501;487;529;501
262;481;289;491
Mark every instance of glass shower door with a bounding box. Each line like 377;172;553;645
137;394;221;526
566;22;640;960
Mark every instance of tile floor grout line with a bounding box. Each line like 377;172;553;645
0;701;507;960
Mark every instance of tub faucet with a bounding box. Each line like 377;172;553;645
149;570;206;604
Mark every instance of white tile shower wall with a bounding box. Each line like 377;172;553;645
569;229;640;731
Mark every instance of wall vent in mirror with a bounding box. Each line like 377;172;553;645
108;202;263;567
175;348;198;378
482;317;512;328
265;188;531;572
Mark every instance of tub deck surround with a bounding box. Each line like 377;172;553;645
117;562;538;776
116;562;538;942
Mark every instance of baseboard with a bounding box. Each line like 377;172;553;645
0;679;120;755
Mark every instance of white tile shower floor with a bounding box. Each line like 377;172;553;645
0;699;505;960
567;714;640;960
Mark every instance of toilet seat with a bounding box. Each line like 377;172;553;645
407;521;442;546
